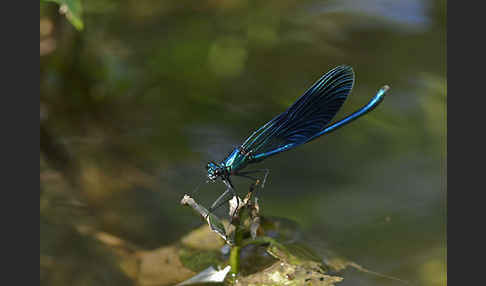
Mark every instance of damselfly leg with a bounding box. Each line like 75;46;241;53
208;178;239;217
238;169;270;186
208;187;233;214
235;169;270;200
207;169;268;219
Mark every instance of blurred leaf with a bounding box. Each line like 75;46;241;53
420;256;446;286
208;37;247;78
43;0;84;30
179;248;224;273
419;74;447;142
137;245;196;286
181;223;225;251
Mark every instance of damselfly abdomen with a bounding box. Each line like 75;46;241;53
205;65;389;212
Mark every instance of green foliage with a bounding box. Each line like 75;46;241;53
179;248;224;273
42;0;83;30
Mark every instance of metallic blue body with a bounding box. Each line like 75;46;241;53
221;148;248;173
205;66;390;205
252;85;389;160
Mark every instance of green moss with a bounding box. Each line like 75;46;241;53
179;247;224;273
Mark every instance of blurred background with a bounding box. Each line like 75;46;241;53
40;0;446;285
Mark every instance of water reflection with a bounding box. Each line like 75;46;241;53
312;0;431;32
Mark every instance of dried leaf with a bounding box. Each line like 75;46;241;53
233;260;342;286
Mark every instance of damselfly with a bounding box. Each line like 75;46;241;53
205;65;389;213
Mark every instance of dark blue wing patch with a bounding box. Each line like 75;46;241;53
241;65;354;159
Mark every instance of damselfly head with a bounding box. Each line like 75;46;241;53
206;161;222;181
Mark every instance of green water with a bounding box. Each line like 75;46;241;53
40;0;446;285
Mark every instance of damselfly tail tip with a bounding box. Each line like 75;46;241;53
381;85;390;94
376;85;390;98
